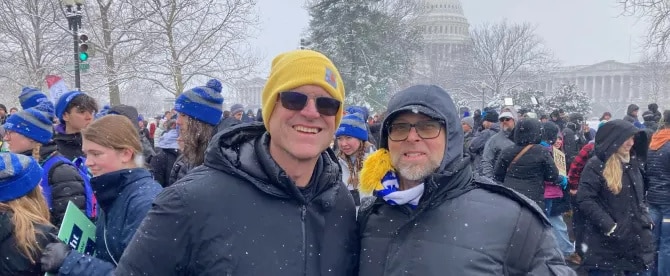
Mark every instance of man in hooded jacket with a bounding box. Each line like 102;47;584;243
357;85;574;275
113;49;358;275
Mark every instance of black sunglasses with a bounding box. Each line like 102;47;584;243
388;120;444;141
499;118;512;122
279;91;341;116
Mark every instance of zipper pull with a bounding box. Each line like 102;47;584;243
301;205;307;221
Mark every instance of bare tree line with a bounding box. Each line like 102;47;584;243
0;0;259;115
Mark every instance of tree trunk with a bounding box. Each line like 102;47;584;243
99;2;121;105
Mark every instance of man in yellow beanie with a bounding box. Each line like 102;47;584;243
115;49;359;276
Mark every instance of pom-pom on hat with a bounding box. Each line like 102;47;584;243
336;113;369;141
19;87;48;110
0;152;43;202
174;79;224;126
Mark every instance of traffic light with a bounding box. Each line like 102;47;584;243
79;33;89;62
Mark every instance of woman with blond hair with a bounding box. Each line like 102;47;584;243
335;113;375;206
3;102;87;227
0;152;59;275
39;115;162;275
577;120;654;275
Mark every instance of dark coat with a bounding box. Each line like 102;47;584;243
359;85;572;275
149;148;179;187
562;126;587;167
52;126;83;161
494;119;561;209
468;123;500;174
212;116;241;139
576;119;654;271
358;160;573;275
0;212;59;276
646;136;670;206
369;122;382;149
22;142;86;227
167;154;192;187
57;169;162;276
115;123;359;275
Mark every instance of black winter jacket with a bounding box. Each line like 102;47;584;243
359;85;572;275
576;120;654;271
468;123;500;173
494;119;561;209
646;134;670;206
52;129;83;161
149;148;179;187
562;126;587;167
358;160;573;275
212;116;241;139
167;154;192;187
0;212;59;275
115;123;359;275
21;143;86;227
57;169;162;276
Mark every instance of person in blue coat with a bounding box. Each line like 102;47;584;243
40;114;162;275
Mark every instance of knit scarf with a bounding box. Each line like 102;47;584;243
650;129;670;151
360;149;425;208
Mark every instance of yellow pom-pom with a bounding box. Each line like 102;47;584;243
360;149;394;194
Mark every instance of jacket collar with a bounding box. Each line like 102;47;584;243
205;122;342;205
91;168;152;213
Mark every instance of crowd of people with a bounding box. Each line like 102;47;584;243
0;49;668;275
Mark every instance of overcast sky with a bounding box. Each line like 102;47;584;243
251;0;648;76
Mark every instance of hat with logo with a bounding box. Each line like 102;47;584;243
261;49;345;130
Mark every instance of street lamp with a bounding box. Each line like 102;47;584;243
479;81;487;109
62;0;86;91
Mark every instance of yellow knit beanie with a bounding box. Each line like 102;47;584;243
261;50;345;130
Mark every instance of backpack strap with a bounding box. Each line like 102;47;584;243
40;155;70;210
507;144;533;172
503;207;544;275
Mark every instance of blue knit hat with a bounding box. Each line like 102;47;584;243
95;104;111;119
55;90;83;122
3;102;55;144
19;87;49;110
0;152;43;202
335;113;368;141
174;79;224;126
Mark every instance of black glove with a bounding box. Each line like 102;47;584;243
40;242;71;273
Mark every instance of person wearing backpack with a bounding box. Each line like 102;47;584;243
39;114;162;275
2;102;89;227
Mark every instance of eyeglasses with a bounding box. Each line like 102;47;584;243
388;120;444;141
499;118;512;122
279;91;341;116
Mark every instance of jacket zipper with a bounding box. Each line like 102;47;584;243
300;205;307;275
301;205;307;276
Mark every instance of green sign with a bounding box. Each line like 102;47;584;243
79;63;90;70
45;202;96;276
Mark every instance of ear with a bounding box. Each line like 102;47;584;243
62;112;71;123
119;148;135;163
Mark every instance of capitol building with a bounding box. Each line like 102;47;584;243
418;0;668;115
230;0;667;116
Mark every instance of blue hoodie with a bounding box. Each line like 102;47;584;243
156;129;179;149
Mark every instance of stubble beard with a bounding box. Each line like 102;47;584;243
392;154;441;181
